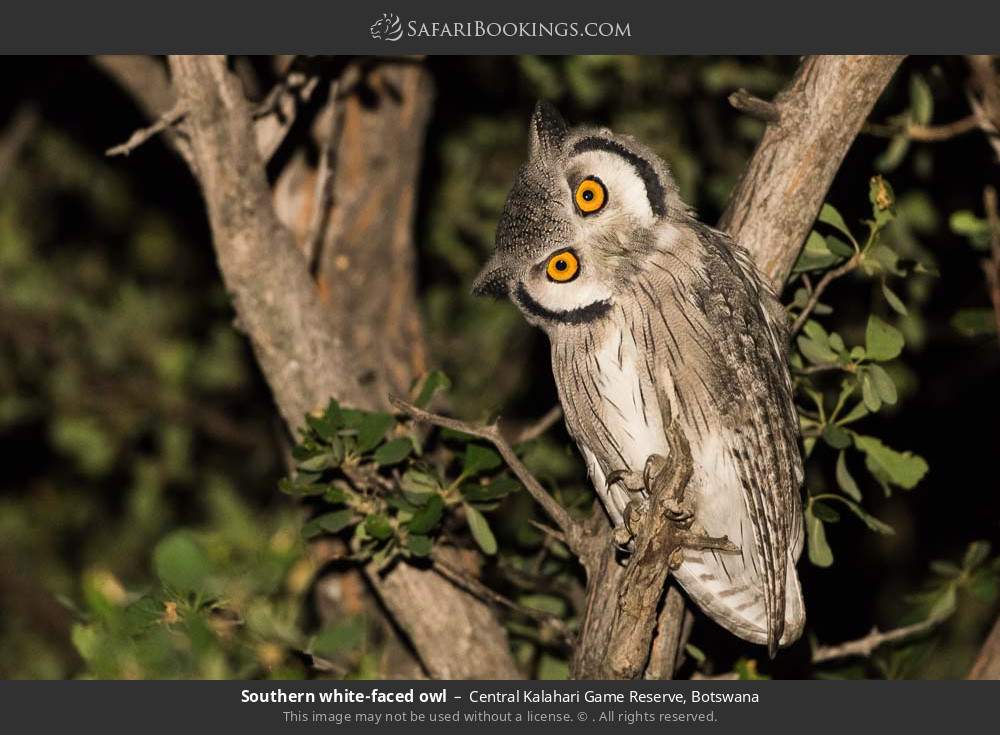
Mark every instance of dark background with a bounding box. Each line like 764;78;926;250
0;56;997;679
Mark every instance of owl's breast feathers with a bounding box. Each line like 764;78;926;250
550;223;805;653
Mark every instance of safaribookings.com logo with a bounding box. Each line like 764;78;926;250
370;13;631;42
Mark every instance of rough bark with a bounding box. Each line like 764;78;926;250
167;55;518;679
719;55;905;289
570;55;904;679
968;614;1000;679
316;62;431;399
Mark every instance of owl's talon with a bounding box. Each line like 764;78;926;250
663;499;695;528
612;525;634;550
606;469;644;493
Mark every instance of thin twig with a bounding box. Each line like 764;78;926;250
790;253;861;337
430;553;570;641
728;89;780;123
966;55;1000;162
812;617;942;663
528;519;566;546
982;186;1000;346
389;396;584;554
106;104;185;157
511;405;563;444
863;115;980;142
795;362;851;376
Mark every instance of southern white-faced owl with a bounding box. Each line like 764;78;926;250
472;102;805;654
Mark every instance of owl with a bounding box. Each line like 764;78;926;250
472;102;806;654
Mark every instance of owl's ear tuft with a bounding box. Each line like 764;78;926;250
529;101;568;161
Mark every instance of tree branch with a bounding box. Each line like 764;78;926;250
105;104;185;157
789;253;861;336
981;186;1000;346
165;54;519;680
728;89;780;123
812;617;942;664
968;613;1000;679
720;55;905;289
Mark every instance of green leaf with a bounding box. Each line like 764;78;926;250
865;315;904;361
864;243;903;276
364;513;394;541
684;644;707;664
818;203;853;242
400;469;439;504
306;400;343;440
835;451;862;501
805;507;833;568
963;541;991;571
537;654;570;680
802;319;830;343
406;534;433;557
854;434;929;490
412;370;452;408
867;364;898;405
811;500;841;523
875;135;910;173
153;532;210;594
839;496;895;535
931;560;962;578
278;477;326;497
929;585;957;621
826;236;855;258
881;283;908;316
838;399;869;426
797;335;838;365
296;452;332;473
951;308;998;337
793;231;841;273
305;510;355;539
465;504;497;555
373;438;412;466
861;370;882;413
312;615;366;657
822;424;852;450
406;494;444;535
949;210;991;249
461;475;520;502
909;73;933;125
518;594;567;617
463;443;503;476
356;412;394;453
324;483;348;504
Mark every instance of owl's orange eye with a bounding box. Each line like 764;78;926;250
574;177;607;214
546;250;580;283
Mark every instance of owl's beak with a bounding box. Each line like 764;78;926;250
471;259;511;299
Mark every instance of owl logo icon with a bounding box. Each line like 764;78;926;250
370;13;403;42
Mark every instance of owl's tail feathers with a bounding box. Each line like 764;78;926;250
672;548;805;652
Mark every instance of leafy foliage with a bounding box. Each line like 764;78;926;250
789;177;932;567
280;378;520;566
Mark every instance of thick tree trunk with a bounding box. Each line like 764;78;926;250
720;55;904;289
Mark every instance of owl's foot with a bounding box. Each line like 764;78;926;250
642;453;695;529
605;468;644;494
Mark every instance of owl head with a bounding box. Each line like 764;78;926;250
472;101;690;329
